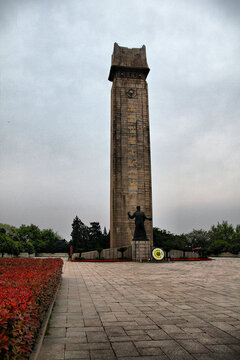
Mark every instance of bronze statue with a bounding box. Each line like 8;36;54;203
128;206;152;240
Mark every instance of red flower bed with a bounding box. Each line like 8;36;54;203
0;258;63;360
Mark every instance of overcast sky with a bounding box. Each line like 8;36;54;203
0;0;240;240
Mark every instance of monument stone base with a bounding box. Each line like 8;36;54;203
132;240;151;261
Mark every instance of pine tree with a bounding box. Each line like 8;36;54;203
88;222;102;251
71;216;89;252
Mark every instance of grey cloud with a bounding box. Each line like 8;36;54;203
0;0;240;239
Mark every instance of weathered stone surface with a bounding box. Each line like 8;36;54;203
109;43;153;248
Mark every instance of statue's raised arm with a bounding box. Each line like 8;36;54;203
145;215;152;221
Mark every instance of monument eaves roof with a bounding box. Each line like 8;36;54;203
108;43;150;81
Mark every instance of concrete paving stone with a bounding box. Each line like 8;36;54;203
115;315;136;321
44;337;86;345
146;329;171;340
191;334;219;345
118;357;168;360
182;327;203;334
168;332;194;340
90;349;117;359
86;331;109;342
66;328;86;335
123;324;159;330
210;321;237;332
66;320;85;327
84;318;102;326
193;353;240;360
109;335;132;342
38;343;64;360
65;342;111;351
177;340;210;353
68;313;84;320
154;318;188;326
229;344;240;352
134;340;173;348
105;327;126;337
160;324;184;334
214;335;240;345
138;346;165;356
229;329;240;339
68;308;83;313
206;344;237;353
136;318;156;325
112;341;139;357
49;320;67;327
202;326;233;338
128;334;152;342
125;329;145;336
159;340;195;360
96;306;112;312
65;350;90;359
52;314;67;321
66;331;87;342
73;326;105;332
103;321;139;327
46;326;66;337
177;304;193;310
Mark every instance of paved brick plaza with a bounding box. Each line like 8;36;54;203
39;259;240;360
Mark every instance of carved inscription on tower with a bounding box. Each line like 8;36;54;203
109;43;153;248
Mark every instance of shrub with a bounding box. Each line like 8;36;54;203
0;258;63;360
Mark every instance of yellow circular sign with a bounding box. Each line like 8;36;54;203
152;248;164;260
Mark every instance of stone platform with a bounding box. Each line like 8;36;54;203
39;259;240;359
132;240;151;261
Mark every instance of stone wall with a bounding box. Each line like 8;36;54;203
36;253;69;259
74;246;132;260
169;250;199;259
73;247;199;260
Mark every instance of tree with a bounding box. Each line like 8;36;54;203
12;241;23;257
229;224;240;254
102;227;110;249
0;223;18;239
41;229;62;253
54;239;69;253
71;216;89;252
17;224;43;253
228;242;240;255
210;221;235;243
208;221;238;255
174;234;190;258
0;228;10;257
0;228;22;257
24;241;35;256
185;229;210;250
88;222;102;251
153;228;176;259
207;240;229;255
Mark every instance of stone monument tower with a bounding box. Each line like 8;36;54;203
109;43;153;249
